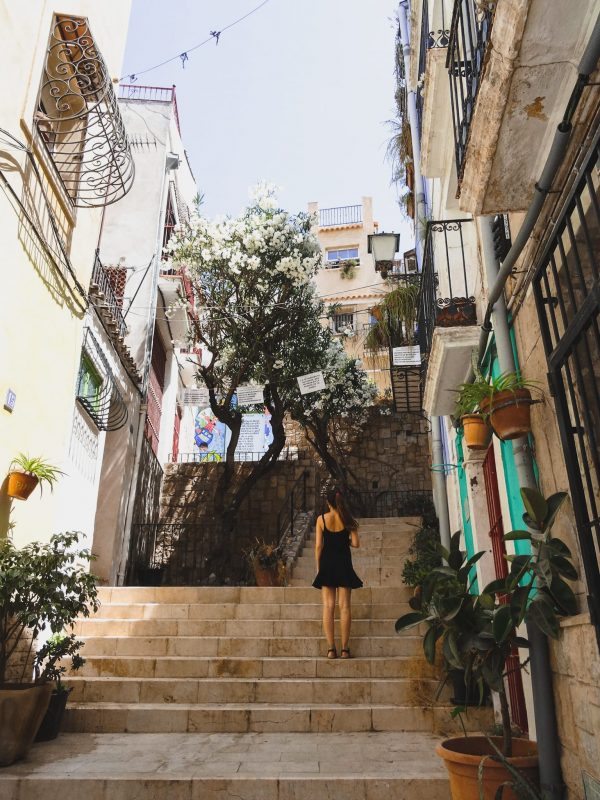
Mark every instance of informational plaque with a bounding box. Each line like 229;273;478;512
235;415;264;453
392;345;421;367
297;371;326;395
236;385;265;405
180;387;210;406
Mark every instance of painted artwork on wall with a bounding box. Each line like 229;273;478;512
192;406;274;462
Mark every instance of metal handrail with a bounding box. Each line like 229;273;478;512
90;251;128;340
169;447;302;464
276;471;309;545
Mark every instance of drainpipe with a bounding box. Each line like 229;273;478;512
398;0;451;550
480;216;563;800
113;160;170;584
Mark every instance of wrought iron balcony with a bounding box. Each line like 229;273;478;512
446;0;494;180
90;252;128;340
417;219;477;363
318;205;362;228
416;0;452;136
118;84;181;135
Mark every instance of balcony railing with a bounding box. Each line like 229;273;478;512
318;205;362;227
446;0;494;180
169;447;302;464
417;219;477;365
90;252;128;340
416;0;452;135
118;84;181;135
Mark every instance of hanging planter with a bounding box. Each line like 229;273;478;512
480;388;536;441
6;471;39;501
461;414;492;451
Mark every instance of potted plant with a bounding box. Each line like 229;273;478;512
0;531;99;764
479;372;541;441
401;520;442;597
340;259;358;280
454;378;493;451
6;454;64;501
396;487;576;800
33;633;84;742
245;538;286;586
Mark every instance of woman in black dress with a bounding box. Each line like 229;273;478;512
313;488;362;659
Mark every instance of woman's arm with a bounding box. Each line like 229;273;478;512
315;517;324;571
350;529;360;548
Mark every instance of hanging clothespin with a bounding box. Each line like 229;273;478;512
129;74;137;83
210;30;221;45
180;52;189;68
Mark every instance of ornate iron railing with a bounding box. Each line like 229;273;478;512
90;251;128;340
319;205;362;227
127;522;218;586
446;0;494;180
350;489;434;519
35;14;134;207
168;447;302;464
532;135;600;645
76;328;128;431
417;219;476;369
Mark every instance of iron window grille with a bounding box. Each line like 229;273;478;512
76;328;128;431
332;313;355;333
35;14;134;207
532;134;600;646
446;0;494;182
492;213;512;262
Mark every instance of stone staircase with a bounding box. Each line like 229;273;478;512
0;516;492;798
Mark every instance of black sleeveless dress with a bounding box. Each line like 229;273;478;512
312;514;363;590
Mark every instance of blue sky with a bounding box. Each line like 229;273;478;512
122;0;410;242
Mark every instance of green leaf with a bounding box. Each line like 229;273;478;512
493;605;514;643
547;537;572;558
549;576;578;616
527;595;560;638
551;555;578;581
482;578;507;595
510;586;531;626
395;612;426;633
545;492;568;530
423;625;440;664
443;631;462;669
477;593;495;610
521;487;548;527
431;566;460;578
503;529;531;541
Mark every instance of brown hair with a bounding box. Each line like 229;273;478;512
326;487;358;531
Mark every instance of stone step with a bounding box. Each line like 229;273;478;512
0;731;453;799
66;676;448;705
63;701;490;734
74;618;400;638
91;601;411;620
74;655;437;680
78;635;423;658
97;586;413;604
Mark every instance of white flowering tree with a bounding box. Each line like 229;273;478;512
165;184;326;524
285;338;378;499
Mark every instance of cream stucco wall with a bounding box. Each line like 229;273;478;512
0;1;132;547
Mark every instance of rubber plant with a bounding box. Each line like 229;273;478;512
396;486;577;758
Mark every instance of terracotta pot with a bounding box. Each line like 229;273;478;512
436;736;538;800
0;682;53;766
253;560;280;587
480;389;533;441
461;414;492;450
6;471;39;501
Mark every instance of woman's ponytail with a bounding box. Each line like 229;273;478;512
325;487;358;531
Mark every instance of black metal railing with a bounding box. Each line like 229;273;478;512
76;328;128;431
127;522;220;586
168;447;302;464
446;0;494;179
91;251;128;340
319;205;362;227
417;219;476;364
532;135;600;646
276;471;309;544
350;489;434;519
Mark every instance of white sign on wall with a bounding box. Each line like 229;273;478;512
236;385;265;405
297;371;326;395
180;387;210;406
392;345;421;367
236;414;265;454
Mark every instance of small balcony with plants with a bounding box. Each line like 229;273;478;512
418;218;481;416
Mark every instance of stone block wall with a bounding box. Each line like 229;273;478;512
549;615;600;800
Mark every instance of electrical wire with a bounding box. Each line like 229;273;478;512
120;0;271;81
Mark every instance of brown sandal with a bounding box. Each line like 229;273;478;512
327;647;338;659
340;648;351;659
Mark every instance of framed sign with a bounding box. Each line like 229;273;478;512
180;387;210;406
236;385;265;405
392;345;421;367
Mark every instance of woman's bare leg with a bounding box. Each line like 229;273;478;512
339;587;352;652
321;587;336;654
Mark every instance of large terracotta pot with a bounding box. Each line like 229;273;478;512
6;471;39;501
0;683;53;766
461;414;492;450
436;736;539;800
253;560;281;587
480;389;533;441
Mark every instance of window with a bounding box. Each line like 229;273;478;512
332;313;355;333
162;190;177;257
77;354;102;412
326;247;359;267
